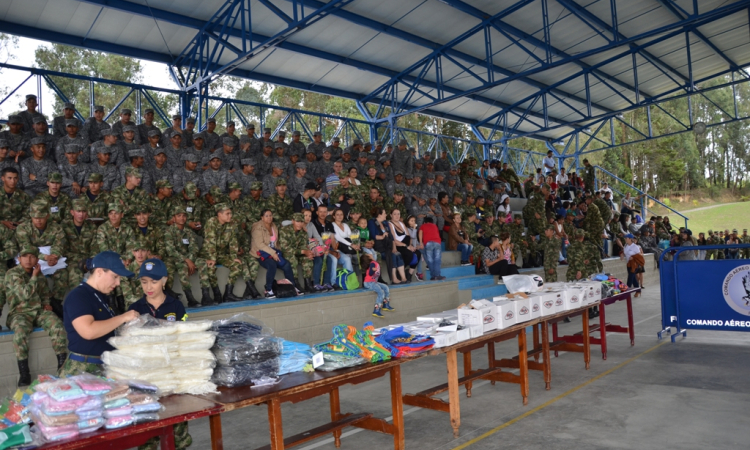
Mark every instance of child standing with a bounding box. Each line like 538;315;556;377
357;217;378;260
360;253;394;318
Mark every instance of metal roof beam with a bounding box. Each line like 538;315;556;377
282;0;610;114
439;0;652;100
654;0;749;77
555;0;689;84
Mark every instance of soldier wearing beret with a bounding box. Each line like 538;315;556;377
266;178;293;223
137;109;160;145
162;204;212;306
88;140;119;191
200;203;250;303
16;200;69;303
202;152;230;195
110;166;150;226
62;198;97;290
53;102;82;140
4;245;68;386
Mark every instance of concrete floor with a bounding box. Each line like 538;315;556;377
185;285;750;450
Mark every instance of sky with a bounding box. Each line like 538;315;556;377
1;36;178;119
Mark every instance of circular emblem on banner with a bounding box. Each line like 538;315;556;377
722;265;750;316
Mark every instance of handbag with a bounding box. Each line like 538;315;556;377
257;250;288;267
635;264;645;274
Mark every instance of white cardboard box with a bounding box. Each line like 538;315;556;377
456;328;471;342
468;324;483;338
527;295;542;319
546;289;568;313
511;297;532;324
567;286;586;309
416;310;458;323
457;300;499;332
433;331;458;348
536;291;558;317
494;300;517;329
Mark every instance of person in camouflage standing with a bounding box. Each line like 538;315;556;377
706;230;719;260
593;191;612;225
16;200;69;305
582;159;596;193
523;183;549;237
34;172;72;224
226;182;262;300
0;221;18;311
267;178;293;223
5;245;68;386
508;213;526;264
580;197;605;272
565;229;588;281
278;213;317;293
0;168;31;227
63;198;97;291
741;229;750;259
163;205;212;307
200;203;246;303
541;225;560;282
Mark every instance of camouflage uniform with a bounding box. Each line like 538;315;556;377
62;200;97;290
593;197;612;224
163;216;210;292
121;258;145;307
565;231;588;282
581;202;604;272
80;181;112;220
110;168;151;226
20;154;57;197
199;212;251;286
278;220;313;279
4;254;67;360
266;179;293;223
96;205;136;256
15;203;69;300
522;190;546;237
35;188;73;224
582;163;596;192
0;189;32;224
0;226;18;307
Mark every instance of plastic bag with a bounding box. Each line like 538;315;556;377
29;411;79;442
212;336;282;365
212;358;281;387
32;407;78;427
175;331;217;344
316;354;368;372
103;406;133;418
108;334;177;349
126;380;160;395
131;403;162;414
101;352;168;370
105;415;134;429
133;413;160;424
211;313;272;336
45;380;87;402
502;274;545;293
168;357;216;370
76;409;101;421
174;381;218;395
117;314;177;337
77;417;105;434
173;320;213;334
102;383;130;402
69;374;112;396
251;376;280;387
177;337;217;351
0;423;32;449
103;398;129;410
126;394;159;406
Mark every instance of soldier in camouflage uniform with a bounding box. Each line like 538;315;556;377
89;145;119;192
5;245;68;386
480;214;504;239
0;116;26;158
499;162;524;198
118;148;155;194
386;190;409;221
63;199;97;291
391;140;413;177
111;167;150;226
508;214;526;263
234;158;259;195
121;236;148;307
219;121;240;151
150;180;179;228
34;172;72;224
593;191;612;224
288;162;311;198
541;225;560;282
307;131;327;160
199;203;249;303
137;109;160;145
288;130;306;160
741;229;750;259
0;140;20;186
81;105;111;146
566;229;589;281
582;159;596;193
80;172;111;219
21;137;58;197
239;123;262;157
0;167;31;226
217;137;241;173
463;212;484;262
0;223;18;309
95;203;136;312
161;115;184;149
267;178;293;223
178;182;209;236
23;116;58;161
58;144;89;198
130;202;164;261
580;197;604;272
203;118;221;152
523;183;548;237
55;120;88;164
278;212;317;293
706;230;718;260
202;152;231;194
246;181;267;224
110;109;139;144
163;205;212;307
16;201;69;302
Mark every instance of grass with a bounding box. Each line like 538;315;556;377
677;202;750;234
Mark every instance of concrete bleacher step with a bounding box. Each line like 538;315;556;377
440;250;461;267
469;283;508;300
426;264;475;279
509;197;527;211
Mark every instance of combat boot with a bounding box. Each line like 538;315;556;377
184;289;200;308
17;360;30;387
243;281;261;299
165;287;181;300
201;288;214;306
223;284;243;302
305;278;316;294
211;285;223;304
56;353;67;370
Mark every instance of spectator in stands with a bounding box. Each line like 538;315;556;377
542;150;555;175
389;208;420;283
620;192;645;218
406;215;424;281
483;233;519;277
331;208;359;281
368;207;402;284
419;216;443;280
448;212;473;266
312;205;339;289
251;208;300;297
621;233;643;296
496;195;511;222
302;209;328;292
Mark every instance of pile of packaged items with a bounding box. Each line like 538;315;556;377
279;340;313;376
211;314;283;388
590;274;628;296
29;374;162;443
103;314;218;395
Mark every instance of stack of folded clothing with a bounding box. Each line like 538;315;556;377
211;314;283;387
103;315;217;395
278;340;313;376
29;375;162;443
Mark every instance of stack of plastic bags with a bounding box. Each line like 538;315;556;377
278;340;313;375
211;314;283;387
103;315;218;395
29;374;162;442
314;324;391;371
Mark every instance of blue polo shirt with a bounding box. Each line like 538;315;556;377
128;295;187;322
63;283;117;357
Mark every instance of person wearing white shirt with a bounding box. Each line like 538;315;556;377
600;182;613;197
621;234;643;295
542;150;556;175
556;168;573;199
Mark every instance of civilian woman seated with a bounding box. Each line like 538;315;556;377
251;209;300;298
482;233;520;276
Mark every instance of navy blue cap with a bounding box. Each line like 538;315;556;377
139;258;168;279
91;251;134;277
624;233;635;239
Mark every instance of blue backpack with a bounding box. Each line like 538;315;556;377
335;268;360;290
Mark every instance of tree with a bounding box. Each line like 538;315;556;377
0;34;19;99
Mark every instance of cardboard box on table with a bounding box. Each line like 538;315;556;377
433;331;458;348
491;300;517;329
457;300;499;333
417;310;458;323
566;286;586;309
497;293;533;324
534;291;559;317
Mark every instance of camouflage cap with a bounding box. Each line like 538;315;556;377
338;170;348;178
153;148;167;156
250;181;263;191
128;149;145;158
88;172;103;183
358;152;367;158
368;154;377;161
292;130;301;137
0;139;8;148
263;141;274;149
65;119;78;127
332;137;340;142
541;183;551;190
313;131;322;137
186;117;196;124
209;186;223;197
426;173;435;180
263;127;272;133
707;229;713;234
214;202;231;212
271;161;284;169
228;181;242;191
394;189;404;196
30;137;47;146
222;137;235;146
64;144;81;154
275;178;287;186
133;202;151;214
241;158;255;166
121;108;132;115
94;105;105;113
7;115;22;125
295;162;308;169
108;203;123;213
125;167;142;178
29;201;49;218
144;108;154;115
209;152;223;161
32;116;47;124
292;212;305;222
575;229;585;237
184;181;198;196
274;142;285;150
207;117;216;123
130;235;148;251
246;123;255;130
71;198;88;212
19;245;38;257
148;129;161;138
173;205;187;216
48;172;63;183
122;125;136;133
183;152;199;163
100;129;115;137
514;213;523;219
172;114;182;120
155;179;173;190
63;102;75;110
192;132;204;141
278;130;286;137
405;173;414;179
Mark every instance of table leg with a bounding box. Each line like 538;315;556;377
552;322;559;357
209;414;224;450
627;294;635;346
533;324;540;362
446;349;461;438
267;398;284;450
390;365;405;450
463;351;472;398
160;425;176;450
518;329;529;405
330;387;342;448
599;302;608;360
541;321;551;390
487;343;496;386
582;310;591;370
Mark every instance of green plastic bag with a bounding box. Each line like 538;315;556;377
0;424;32;450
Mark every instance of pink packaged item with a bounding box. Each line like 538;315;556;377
40;395;93;416
105;415;134;429
31;412;80;442
103;383;130;402
71;374;112;395
46;380;86;402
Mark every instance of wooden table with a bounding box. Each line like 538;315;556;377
551;289;639;360
200;359;409;450
402;321;533;438
37;394;224;450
